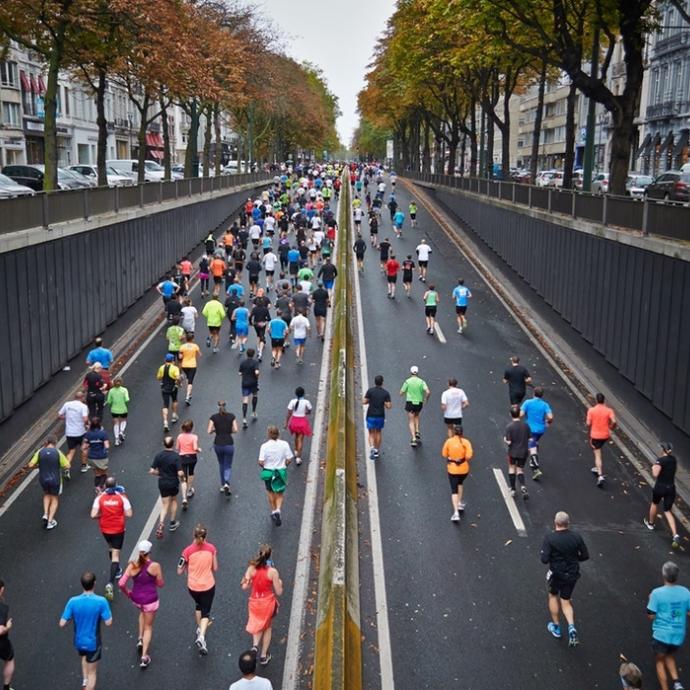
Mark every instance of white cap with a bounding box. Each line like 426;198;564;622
410;365;419;374
138;540;152;554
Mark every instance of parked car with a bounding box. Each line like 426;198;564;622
625;173;653;199
61;168;95;188
106;159;165;182
644;171;690;203
591;172;609;195
546;170;564;188
2;164;86;191
0;172;36;198
681;162;690;174
68;164;133;187
535;170;557;187
170;164;185;180
572;170;584;190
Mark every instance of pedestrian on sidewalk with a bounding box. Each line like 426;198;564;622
229;649;274;689
118;540;164;669
105;377;130;446
149;437;184;539
400;366;430;448
156;353;180;432
648;561;690;690
83;417;110;494
285;387;312;466
441;378;469;438
241;545;283;667
258;426;293;526
59;571;112;690
442;425;473;523
540;511;589;647
644;442;681;549
90;476;132;601
178;524;218;656
503;356;532;405
208;401;238;496
0;579;16;690
504;405;531;500
28;435;70;530
176;420;200;509
586;393;616;488
364;375;392;460
59;390;89;475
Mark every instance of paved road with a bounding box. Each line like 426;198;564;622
357;178;686;689
0;214;327;688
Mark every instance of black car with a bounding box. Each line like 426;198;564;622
2;164;44;191
644;171;690;203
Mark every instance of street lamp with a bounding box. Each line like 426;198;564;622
596;111;608;173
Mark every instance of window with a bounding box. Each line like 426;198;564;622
660;64;669;101
63;86;70;116
1;101;21;126
651;68;660;104
0;61;18;88
21;76;35;116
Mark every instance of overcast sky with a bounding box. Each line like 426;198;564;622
260;0;397;148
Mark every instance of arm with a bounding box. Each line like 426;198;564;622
241;566;254;590
177;556;187;576
207;420;215;434
271;568;284;596
0;618;12;635
212;554;219;572
540;535;551;565
90;497;100;519
150;562;164;588
577;537;590;562
652;463;662;479
232;419;239;433
27;450;40;469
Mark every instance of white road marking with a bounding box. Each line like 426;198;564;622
127;497;163;562
434;322;447;344
0;469;38;518
492;468;527;537
282;201;339;690
352;213;395;689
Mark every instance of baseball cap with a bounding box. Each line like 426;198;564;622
661;441;674;453
165;353;175;362
410;365;419;374
138;540;152;554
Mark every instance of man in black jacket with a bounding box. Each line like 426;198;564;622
540;511;589;647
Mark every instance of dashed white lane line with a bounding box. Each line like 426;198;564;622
492;468;527;537
434;322;447;344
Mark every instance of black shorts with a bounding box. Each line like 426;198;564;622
234;262;244;272
418;260;428;268
410;213;416;220
0;637;14;661
289;264;299;275
66;435;84;450
40;482;60;497
242;384;258;397
405;401;423;414
159;482;179;498
254;326;266;341
652;638;680;656
590;438;608;450
208;326;220;335
455;305;468;315
110;412;128;419
402;273;413;284
189;586;215;618
509;390;526;405
387;275;397;283
182;367;197;384
652;484;676;512
213;276;222;284
444;417;463;427
161;390;178;407
78;645;102;663
266;270;274;276
249;274;259;284
507;454;527;468
103;531;125;550
425;306;437;317
548;576;577;600
314;308;327;318
355;253;365;261
181;457;197;477
271;338;285;349
448;473;468;492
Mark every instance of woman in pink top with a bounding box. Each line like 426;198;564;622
176;420;200;509
285;386;312;466
118;540;164;668
178;523;218;656
241;544;283;666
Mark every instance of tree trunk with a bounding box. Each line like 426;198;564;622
501;87;511;177
562;81;577;189
202;106;212;177
422;119;431;173
136;94;149;185
486;112;495;178
184;99;199;178
160;95;171;181
530;59;547;183
213;103;222;176
43;46;63;191
447;131;459;175
469;105;478;176
95;67;108;187
459;132;467;177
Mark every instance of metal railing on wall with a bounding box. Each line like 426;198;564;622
2;172;271;235
404;171;690;242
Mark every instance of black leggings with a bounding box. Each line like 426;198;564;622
189;586;215;618
87;392;105;419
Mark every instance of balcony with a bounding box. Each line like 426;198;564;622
653;32;690;56
646;100;680;120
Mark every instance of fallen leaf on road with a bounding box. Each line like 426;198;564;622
504;540;512;546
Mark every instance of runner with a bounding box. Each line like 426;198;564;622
289;310;311;364
520;387;553;480
105;377;129;447
82;417;110;494
149;437;184;538
232;300;250;354
262;248;278;291
204;231;215;256
647;561;690;690
393;207;405;238
165;295;182;324
83;363;107;420
85;338;113;388
118;540;164;669
176;420;200;509
178;332;201;405
90;476;132;601
239;349;260;428
229;650;274;689
287;245;300;287
441;425;474;523
451;279;472;334
241;545;284;667
27;435;69;530
387;195;398;222
368;211;379;247
310;282;330;342
353;233;367;272
423;284;439;334
440;378;469;437
285;387;312;466
258;426;294;526
201;295;226;354
210;255;226;298
59;572;112;690
166;317;185;360
503;356;532;405
180;297;198;334
179;255;193;293
415;239;431;283
385;253;400;299
223;228;234;260
409;200;418;228
644;442;681;549
317;257;337;299
586;393;616;488
233;244;247;279
156;353;180;432
353;205;363;234
540;511;589;647
249;299;270;363
178;524;218;656
246;252;262;298
58;390;89;476
208;401;238;496
401;255;415;298
363;375;392;460
0;579;15;690
268;310;288;369
504;405;532;499
198;255;210;297
156;273;180;304
400;366;431;447
379;237;391;273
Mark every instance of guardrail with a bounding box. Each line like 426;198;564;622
2;172;270;235
313;173;362;689
405;171;690;242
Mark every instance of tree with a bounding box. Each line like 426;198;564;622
352;118;391;160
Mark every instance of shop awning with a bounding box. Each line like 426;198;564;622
145;132;164;149
19;71;30;92
661;130;674;151
38;75;46;95
636;132;652;158
673;130;689;156
29;74;37;93
149;148;164;160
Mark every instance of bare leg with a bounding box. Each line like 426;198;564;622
141;611;155;657
664;510;679;537
656;654;670;690
547;593;560;625
560;598;575;626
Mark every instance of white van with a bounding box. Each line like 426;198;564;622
681;162;690;174
106;159;165;182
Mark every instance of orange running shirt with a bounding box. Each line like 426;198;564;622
587;404;615;439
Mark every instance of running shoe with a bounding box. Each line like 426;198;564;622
643;517;655;530
568;625;579;647
457;327;463;334
115;567;123;579
42;515;48;529
182;499;188;511
206;336;211;348
155;522;164;539
104;583;114;601
223;484;231;497
114;438;121;447
271;512;279;525
521;486;529;500
119;432;125;443
673;535;681;550
213;347;219;354
458;502;466;512
46;519;58;530
136;638;143;654
259;653;271;666
80;464;89;473
252;412;258;420
163;424;170;433
547;622;561;639
369;448;376;460
451;512;460;522
295;456;302;466
169;520;180;532
139;655;151;669
672;680;685;690
410;439;418;448
271;357;275;367
275;512;282;527
63;469;71;481
195;634;208;655
187;487;195;499
242;419;248;429
171;414;179;424
185;397;191;407
597;475;605;488
590;466;598;474
532;469;543;481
